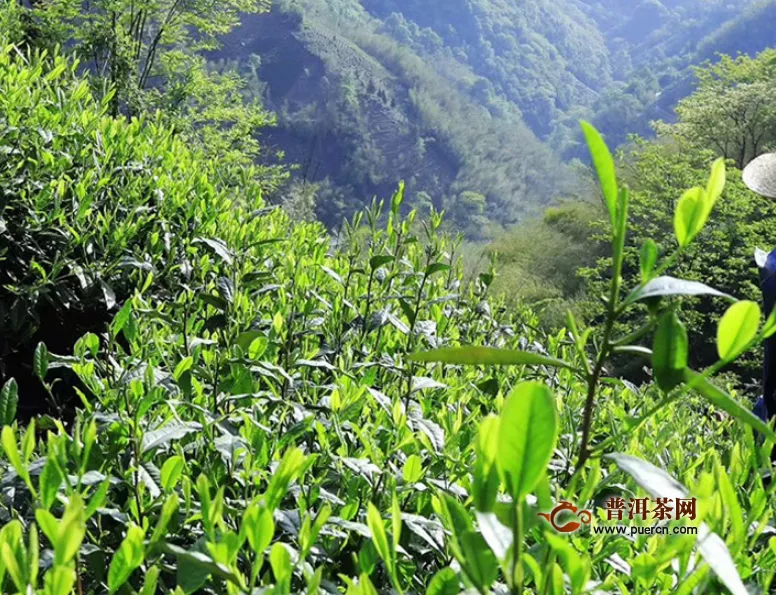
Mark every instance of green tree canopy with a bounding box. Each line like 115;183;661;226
655;50;776;169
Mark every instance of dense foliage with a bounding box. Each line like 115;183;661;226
3;24;776;595
485;47;776;380
188;0;776;231
209;3;572;236
18;0;287;195
655;50;776;169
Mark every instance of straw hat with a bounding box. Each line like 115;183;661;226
743;153;776;198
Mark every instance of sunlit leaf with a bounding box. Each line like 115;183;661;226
141;422;202;453
684;370;776;444
639;239;658;282
580;121;617;226
496;382;558;498
629;276;732;303
717;300;760;362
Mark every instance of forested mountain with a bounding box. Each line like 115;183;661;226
205;0;776;234
211;4;576;236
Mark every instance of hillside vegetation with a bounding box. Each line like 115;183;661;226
210;6;574;236
202;0;776;230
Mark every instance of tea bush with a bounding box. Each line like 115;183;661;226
1;39;776;595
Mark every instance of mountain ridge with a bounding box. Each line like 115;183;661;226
213;0;776;233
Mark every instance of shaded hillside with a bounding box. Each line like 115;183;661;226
585;0;776;153
209;0;776;231
212;7;575;236
360;0;610;138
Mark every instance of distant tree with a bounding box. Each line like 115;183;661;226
26;0;270;115
282;180;319;221
655;51;776;169
23;0;285;192
448;191;489;235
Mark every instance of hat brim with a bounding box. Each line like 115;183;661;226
743;153;776;199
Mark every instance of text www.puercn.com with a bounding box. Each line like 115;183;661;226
592;525;698;536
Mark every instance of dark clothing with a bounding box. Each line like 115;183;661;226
759;248;776;421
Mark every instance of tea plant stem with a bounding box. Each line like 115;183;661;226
361;269;375;338
76;563;84;595
577;311;616;469
404;270;430;409
578;360;604;470
612;319;656;346
182;296;190;357
132;404;145;526
578;194;629;469
541;550;557;595
511;501;524;594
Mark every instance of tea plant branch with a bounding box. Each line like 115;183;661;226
510;501;524;594
589;331;770;458
577;188;628;470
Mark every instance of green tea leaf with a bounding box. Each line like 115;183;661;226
43;566;77;595
459;530;498;591
173;357;193;381
236;330;264;353
194;237;233;265
580;121;617;226
629;276;732;303
639;239;658;282
426;567;459;595
108;525;146;593
139;566;161;595
57;495;85;565
157;543;242;592
391;491;402;552
264;447;306;511
34;342;49;381
763;308;776;338
674;187;706;248
2;542;24;592
0;378;18;426
366;503;392;572
39;456;63;510
496;382;558;498
370;255;394;270
141;422;202;453
161;455;185;491
150;494;179;544
545;532;590;594
269;542;292;586
35;509;58;545
402;454;423;483
652;311;688;392
717;300;760;362
426;262;450;277
1;426;24;479
242;504;274;555
475;511;512;561
706;157;726;205
472;458;500;513
111;300;133;336
607;453;747;595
